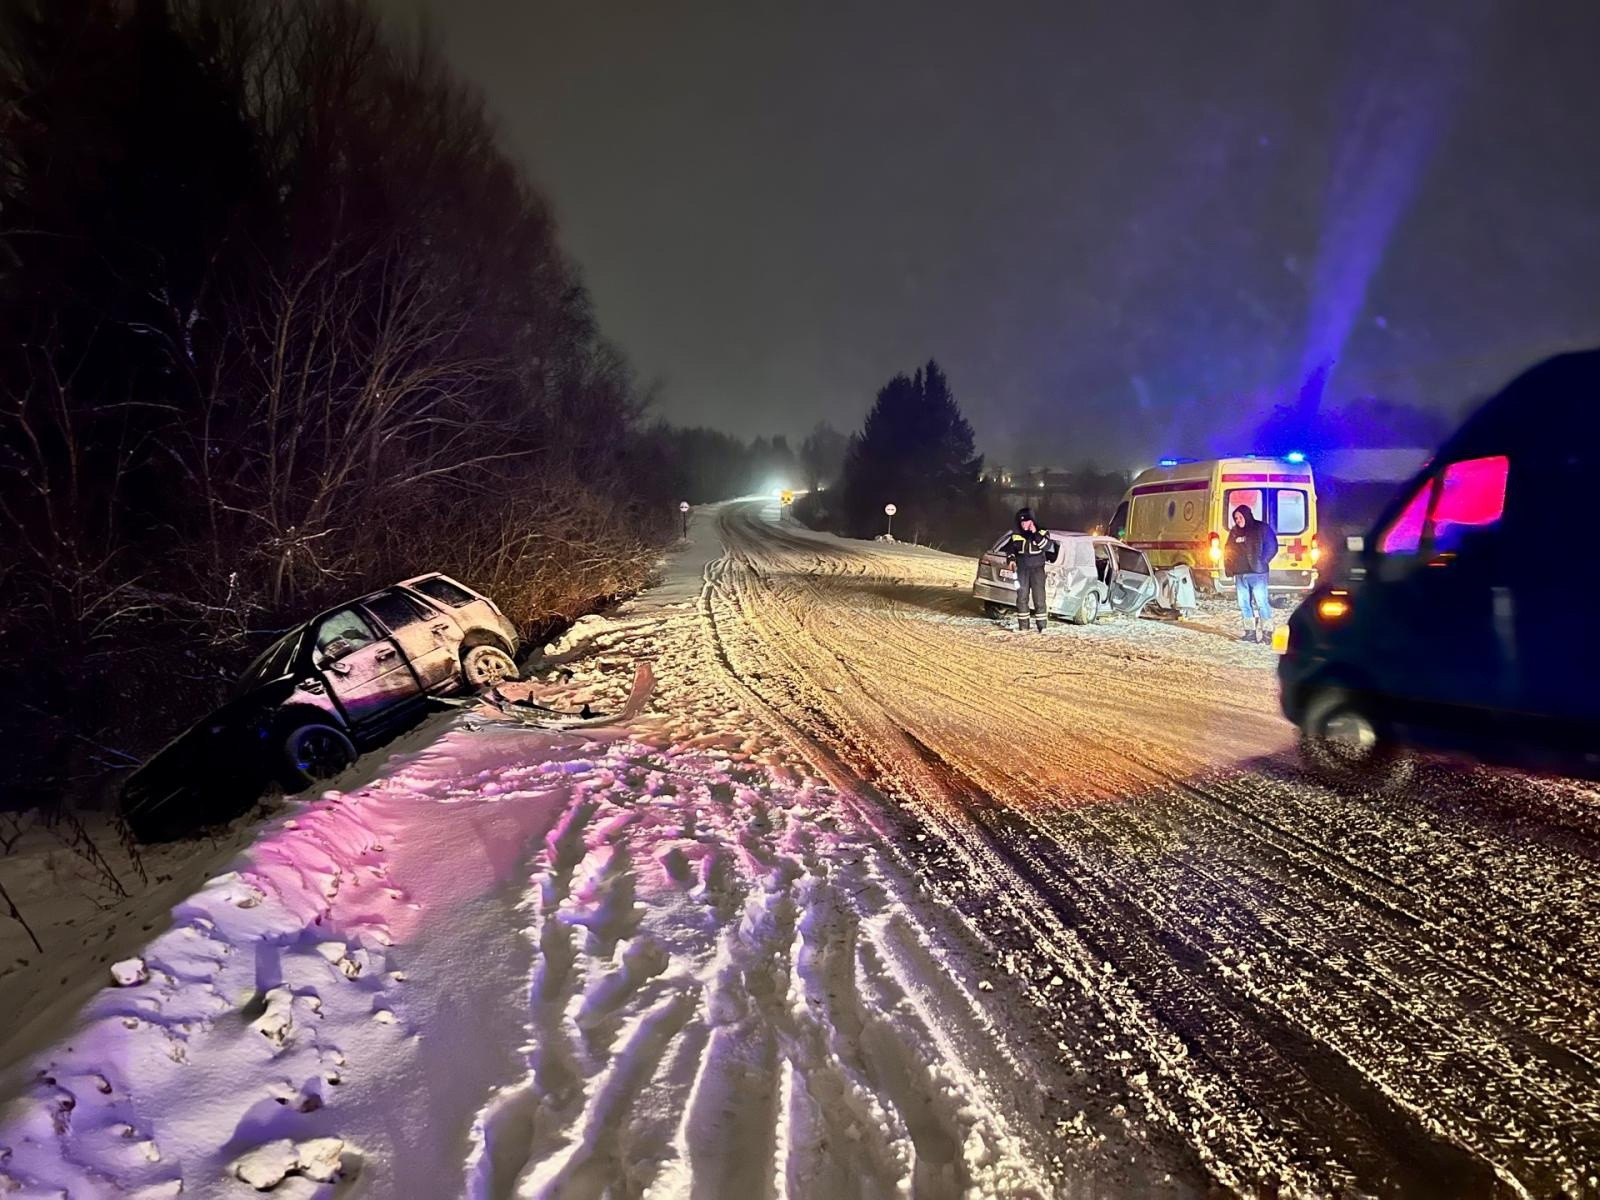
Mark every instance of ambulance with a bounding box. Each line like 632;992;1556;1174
1111;455;1321;596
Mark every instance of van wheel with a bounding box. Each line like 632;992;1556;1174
1299;688;1409;791
1192;569;1214;592
281;723;357;790
1072;590;1101;626
462;644;518;688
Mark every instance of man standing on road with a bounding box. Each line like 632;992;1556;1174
1005;507;1058;633
1225;503;1278;643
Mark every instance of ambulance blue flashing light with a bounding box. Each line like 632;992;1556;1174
1285;451;1307;464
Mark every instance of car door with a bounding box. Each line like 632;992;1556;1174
311;607;421;729
361;589;459;693
1107;543;1158;613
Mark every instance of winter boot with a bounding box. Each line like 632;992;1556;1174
1238;628;1257;644
1259;619;1274;647
1035;619;1047;633
1016;615;1028;633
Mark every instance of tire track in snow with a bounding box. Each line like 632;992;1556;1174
462;545;1055;1199
708;500;1600;1197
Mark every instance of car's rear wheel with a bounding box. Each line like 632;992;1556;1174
982;600;1007;619
1299;687;1409;790
462;643;518;688
1072;589;1101;626
282;723;356;790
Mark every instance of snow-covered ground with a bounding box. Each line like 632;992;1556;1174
0;509;1054;1198
5;499;1600;1198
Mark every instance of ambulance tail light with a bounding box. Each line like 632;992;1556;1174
1310;538;1322;565
1208;532;1222;564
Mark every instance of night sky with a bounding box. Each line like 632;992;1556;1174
375;0;1600;468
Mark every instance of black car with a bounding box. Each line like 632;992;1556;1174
1280;349;1600;785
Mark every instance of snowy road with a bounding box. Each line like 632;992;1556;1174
704;501;1600;1197
4;499;1600;1197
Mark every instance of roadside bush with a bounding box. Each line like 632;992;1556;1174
0;0;675;824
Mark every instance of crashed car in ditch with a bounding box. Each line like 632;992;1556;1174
972;531;1158;625
120;574;521;841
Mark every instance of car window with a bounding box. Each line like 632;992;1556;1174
411;576;476;607
989;535;1010;554
1431;456;1508;552
364;589;432;633
1114;546;1147;574
314;608;377;662
239;631;299;689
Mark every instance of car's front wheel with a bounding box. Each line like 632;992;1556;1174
462;643;518;689
281;723;357;790
1298;687;1409;790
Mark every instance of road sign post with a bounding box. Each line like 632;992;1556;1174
884;502;897;539
679;500;690;540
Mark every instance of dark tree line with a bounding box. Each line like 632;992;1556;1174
0;0;675;811
644;425;807;506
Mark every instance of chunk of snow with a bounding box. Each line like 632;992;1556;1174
296;1137;346;1183
544;614;614;656
233;1139;299;1189
110;958;148;987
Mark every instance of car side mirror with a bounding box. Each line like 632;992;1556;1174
1345;535;1365;554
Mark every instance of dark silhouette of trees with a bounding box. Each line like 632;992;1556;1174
799;421;849;491
836;360;985;545
0;0;673;814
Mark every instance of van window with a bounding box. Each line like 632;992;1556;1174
1224;488;1308;536
1378;480;1434;555
1431;456;1508;551
1110;501;1129;540
1377;456;1508;557
1277;490;1308;536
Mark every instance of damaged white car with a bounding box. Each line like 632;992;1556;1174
972;531;1158;625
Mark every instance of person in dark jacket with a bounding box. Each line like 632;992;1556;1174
1223;503;1278;642
1004;507;1059;632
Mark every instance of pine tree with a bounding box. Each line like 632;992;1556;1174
839;359;984;544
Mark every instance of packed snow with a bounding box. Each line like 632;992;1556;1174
4;499;1600;1197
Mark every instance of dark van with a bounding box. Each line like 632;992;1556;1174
1278;349;1600;784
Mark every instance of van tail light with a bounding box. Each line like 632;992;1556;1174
1310;538;1322;565
1208;532;1222;564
